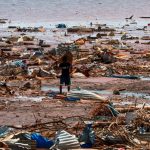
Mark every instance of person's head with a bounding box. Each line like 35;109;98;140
62;56;67;62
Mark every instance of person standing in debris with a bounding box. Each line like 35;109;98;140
59;56;72;94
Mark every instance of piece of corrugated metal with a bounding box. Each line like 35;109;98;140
55;130;80;150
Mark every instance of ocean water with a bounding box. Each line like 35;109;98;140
0;0;150;25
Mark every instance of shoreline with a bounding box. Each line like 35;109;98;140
1;17;150;28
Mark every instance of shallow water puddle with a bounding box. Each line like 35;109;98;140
41;85;150;100
41;85;66;92
120;91;150;100
14;96;45;102
140;77;150;81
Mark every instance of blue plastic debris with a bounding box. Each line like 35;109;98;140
81;143;93;148
79;123;95;148
56;24;67;28
47;91;57;97
65;97;80;101
31;133;54;148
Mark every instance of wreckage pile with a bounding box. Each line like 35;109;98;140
0;102;149;149
0;21;150;149
0;24;150;82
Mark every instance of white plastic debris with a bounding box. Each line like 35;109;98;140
67;89;106;101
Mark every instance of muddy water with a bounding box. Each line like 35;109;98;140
0;0;150;25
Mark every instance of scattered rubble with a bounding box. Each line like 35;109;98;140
0;20;150;149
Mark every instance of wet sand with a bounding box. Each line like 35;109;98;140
0;77;150;126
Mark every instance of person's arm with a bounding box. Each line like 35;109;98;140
69;64;73;74
58;63;62;76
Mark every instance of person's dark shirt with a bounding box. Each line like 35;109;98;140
59;62;72;77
